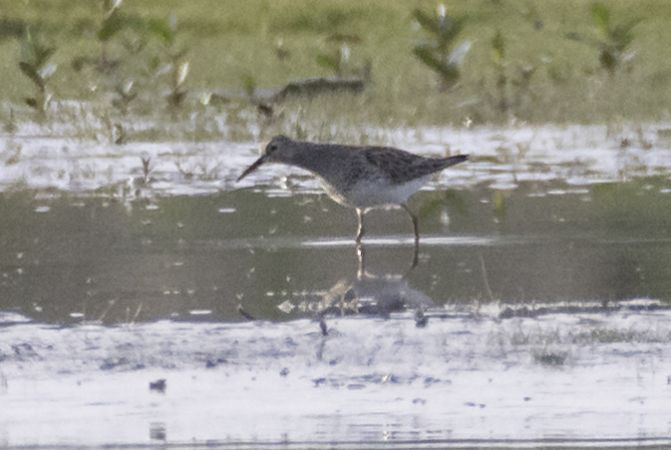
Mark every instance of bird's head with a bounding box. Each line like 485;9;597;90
236;135;295;182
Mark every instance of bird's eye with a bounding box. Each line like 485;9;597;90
268;144;277;152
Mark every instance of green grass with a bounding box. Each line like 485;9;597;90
2;0;671;134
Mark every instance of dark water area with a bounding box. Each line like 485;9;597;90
2;178;670;325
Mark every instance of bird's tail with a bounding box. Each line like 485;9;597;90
442;154;469;168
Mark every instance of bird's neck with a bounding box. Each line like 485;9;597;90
289;142;338;176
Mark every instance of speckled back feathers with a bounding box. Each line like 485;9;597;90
361;147;468;185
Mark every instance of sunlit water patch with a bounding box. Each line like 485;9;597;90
1;304;670;448
2;123;671;195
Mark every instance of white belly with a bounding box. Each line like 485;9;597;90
321;176;431;209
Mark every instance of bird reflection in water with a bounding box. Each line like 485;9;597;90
315;242;432;320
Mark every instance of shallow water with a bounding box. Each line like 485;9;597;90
1;310;670;448
2;181;671;324
1;124;671;448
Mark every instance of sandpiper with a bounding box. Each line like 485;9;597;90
237;135;468;243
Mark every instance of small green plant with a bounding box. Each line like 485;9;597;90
140;155;151;183
568;2;640;75
4;141;22;165
241;73;257;99
111;80;137;114
97;0;126;70
316;45;350;78
274;38;290;61
486;30;535;119
71;0;136;73
3;108;17;134
491;30;507;113
148;16;189;109
18;28;56;115
316;33;370;80
113;123;127;145
175;157;221;181
167;57;189;109
412;4;471;90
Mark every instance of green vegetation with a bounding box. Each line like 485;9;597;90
147;16;191;109
412;4;469;91
568;2;641;75
18;28;56;116
486;29;535;119
316;45;368;80
1;0;671;137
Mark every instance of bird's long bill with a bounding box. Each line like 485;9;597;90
236;155;266;182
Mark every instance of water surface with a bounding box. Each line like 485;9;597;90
1;124;671;448
2;180;671;323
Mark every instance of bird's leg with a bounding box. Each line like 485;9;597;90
355;208;365;243
356;241;366;280
409;242;419;271
402;203;420;270
401;203;420;244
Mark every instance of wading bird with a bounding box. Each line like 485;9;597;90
237;135;468;243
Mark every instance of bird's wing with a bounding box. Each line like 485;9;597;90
362;147;453;184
